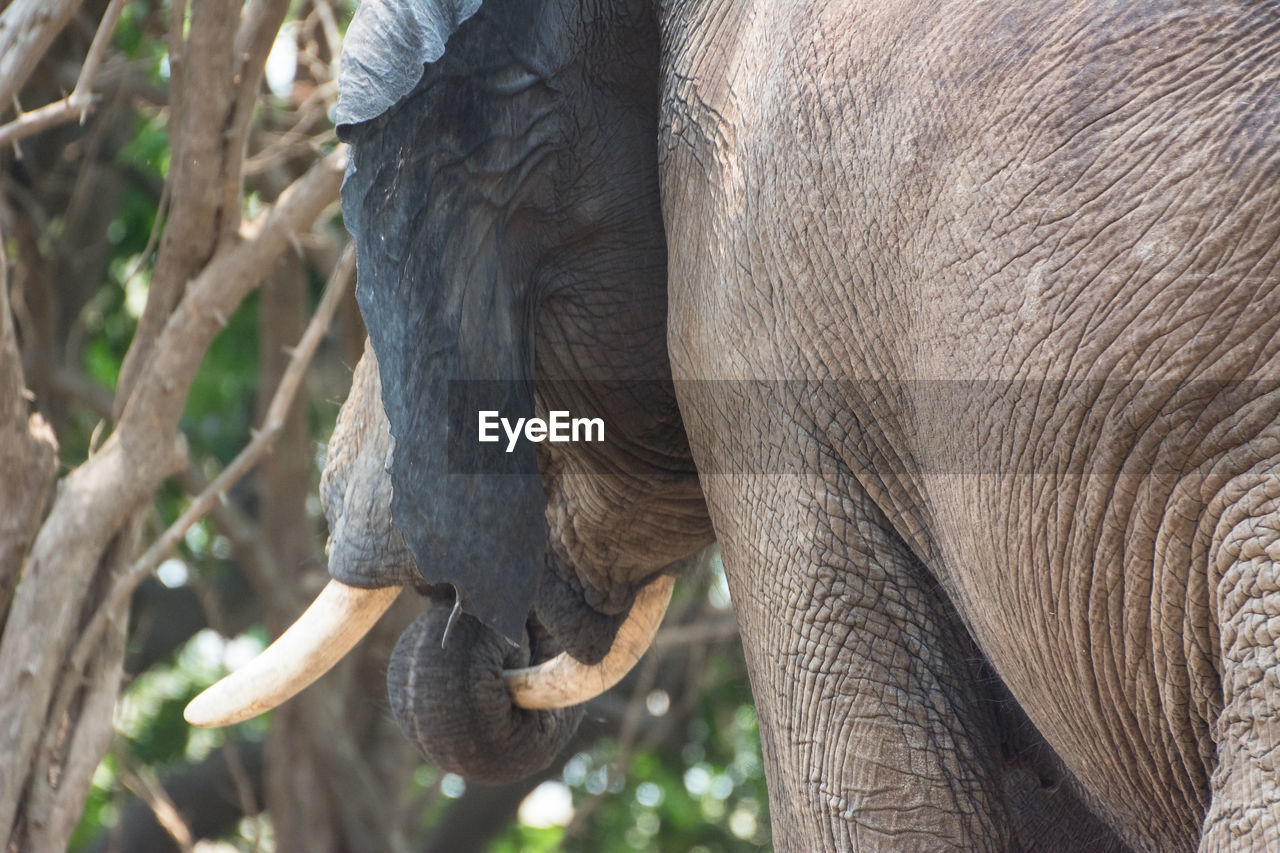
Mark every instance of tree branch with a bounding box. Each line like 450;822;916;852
312;1;343;78
0;0;85;115
119;763;196;853
177;462;298;615
0;219;59;633
0;146;345;847
653;615;739;651
0;0;127;150
69;241;354;678
85;740;266;853
18;511;143;851
117;143;346;440
113;0;241;417
218;0;294;245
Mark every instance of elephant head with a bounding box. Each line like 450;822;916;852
185;0;713;782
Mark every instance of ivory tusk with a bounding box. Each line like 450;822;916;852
184;580;401;727
505;574;675;710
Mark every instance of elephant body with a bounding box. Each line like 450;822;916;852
664;2;1280;848
308;0;1280;849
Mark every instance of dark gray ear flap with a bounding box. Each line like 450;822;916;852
336;1;555;644
335;0;481;131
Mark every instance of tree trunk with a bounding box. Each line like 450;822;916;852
0;250;57;629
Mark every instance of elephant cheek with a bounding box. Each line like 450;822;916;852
387;605;583;784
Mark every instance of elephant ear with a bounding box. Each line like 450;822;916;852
334;0;555;645
335;0;480;130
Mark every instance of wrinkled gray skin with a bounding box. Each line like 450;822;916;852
325;0;1280;849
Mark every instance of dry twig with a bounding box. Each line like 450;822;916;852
312;0;343;78
0;0;86;112
653;616;740;650
119;760;196;853
177;462;298;614
0;0;127;149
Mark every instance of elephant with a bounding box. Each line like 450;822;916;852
186;0;1280;849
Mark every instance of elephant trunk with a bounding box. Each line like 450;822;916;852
388;600;582;783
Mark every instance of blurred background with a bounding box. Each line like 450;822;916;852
0;1;769;850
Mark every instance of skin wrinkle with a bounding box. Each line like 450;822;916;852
1098;393;1209;811
936;19;1274;829
1202;479;1280;840
657;0;1280;849
691;379;1023;845
403;613;427;751
803;499;1003;845
1075;258;1280;819
1008;7;1233;168
1127;441;1201;808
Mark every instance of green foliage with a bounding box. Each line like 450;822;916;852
182;294;261;463
115;0;172;70
119;113;170;180
128;691;196;766
67;756;119;852
491;825;567;853
57;8;171;464
557;652;771;853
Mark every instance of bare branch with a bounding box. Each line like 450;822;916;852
114;0;241;417
244;78;337;177
234;0;295;103
653;616;740;650
119;764;196;853
0;224;27;424
313;1;343;78
220;738;263;847
218;0;293;245
8;217;348;845
166;0;187;145
84;242;352;670
244;129;334;176
19;512;142;851
68;0;125;99
176;462;298;615
0;0;125;149
0;96;91;150
117;144;347;440
50;367;113;418
69;242;354;677
115;172;172;295
0;0;85;114
0;222;59;632
83;740;265;853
